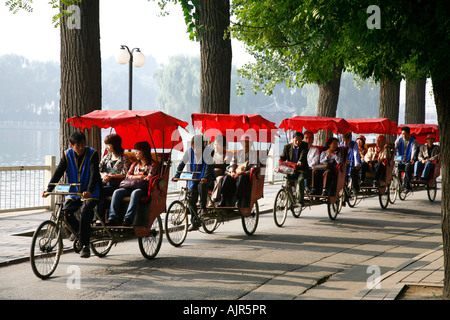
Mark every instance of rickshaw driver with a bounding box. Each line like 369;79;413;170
395;126;418;192
280;131;309;206
42;131;101;258
173;134;214;230
341;132;362;193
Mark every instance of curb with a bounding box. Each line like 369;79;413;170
353;245;443;300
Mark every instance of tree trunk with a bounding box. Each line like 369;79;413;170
59;0;102;157
378;78;400;143
315;66;342;145
432;75;450;299
198;0;232;114
405;75;426;124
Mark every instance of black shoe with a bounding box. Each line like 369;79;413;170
122;218;133;226
310;187;317;195
105;219;117;226
322;189;328;196
80;246;90;258
373;180;379;187
235;200;241;208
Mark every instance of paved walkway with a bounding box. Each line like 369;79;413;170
0;183;445;300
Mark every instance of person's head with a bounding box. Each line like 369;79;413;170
191;134;204;155
69;131;87;156
240;135;252;152
304;131;314;146
293;131;304;147
104;134;124;155
134;141;152;163
326;137;339;151
376;135;386;148
213;135;227;153
356;135;366;149
401;126;411;141
426;134;436;147
342;132;352;146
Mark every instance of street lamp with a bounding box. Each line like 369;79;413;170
115;45;146;110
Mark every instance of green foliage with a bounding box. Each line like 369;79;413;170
4;0;84;27
231;0;349;93
5;0;33;13
153;0;201;40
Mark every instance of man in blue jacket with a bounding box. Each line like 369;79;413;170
341;133;362;193
43;131;101;258
395;126;418;192
173;134;214;230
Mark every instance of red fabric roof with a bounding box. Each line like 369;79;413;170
346;118;398;134
278;116;353;134
397;124;439;143
191;113;278;143
66;110;188;151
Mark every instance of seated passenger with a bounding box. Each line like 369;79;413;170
173;135;214;230
395;126;418;192
279;131;308;205
310;137;341;196
413;134;440;180
364;135;389;187
97;134;130;222
341;132;362;193
356;135;369;186
106;141;158;226
211;135;234;207
304;131;320;192
230;135;260;208
42;131;101;258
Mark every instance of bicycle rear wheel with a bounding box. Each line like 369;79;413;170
242;201;259;235
30;220;63;279
138;215;163;260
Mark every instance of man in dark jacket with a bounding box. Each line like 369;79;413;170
280;131;309;205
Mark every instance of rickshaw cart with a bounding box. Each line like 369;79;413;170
274;116;350;223
165;113;277;247
345;118;397;208
30;110;187;279
395;124;440;202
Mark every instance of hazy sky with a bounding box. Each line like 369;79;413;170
0;0;251;66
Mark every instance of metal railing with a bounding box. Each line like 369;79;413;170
0;150;283;214
0;156;56;213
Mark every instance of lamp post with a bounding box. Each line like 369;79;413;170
115;45;146;110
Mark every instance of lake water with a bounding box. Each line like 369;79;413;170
0;124;60;166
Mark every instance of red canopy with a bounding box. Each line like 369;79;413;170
67;110;189;151
397;124;439;144
191;113;278;143
279;116;353;134
346;118;398;135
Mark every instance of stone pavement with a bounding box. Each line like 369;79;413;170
0;182;445;300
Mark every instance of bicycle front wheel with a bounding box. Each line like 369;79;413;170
273;189;289;227
30;220;63;279
165;200;189;247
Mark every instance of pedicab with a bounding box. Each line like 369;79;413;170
274;116;350;224
164;113;278;247
30;110;188;279
394;124;440;202
345;118;397;209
